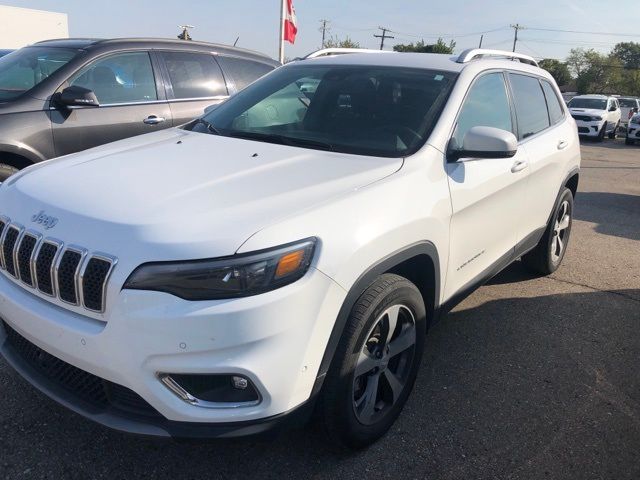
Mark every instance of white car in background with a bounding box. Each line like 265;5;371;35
626;112;640;145
618;97;640;131
568;95;621;141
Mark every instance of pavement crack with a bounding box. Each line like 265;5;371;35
547;275;640;304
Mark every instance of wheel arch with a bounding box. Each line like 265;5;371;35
311;241;440;397
564;169;579;199
0;150;34;170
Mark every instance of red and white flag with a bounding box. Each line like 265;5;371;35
283;0;297;44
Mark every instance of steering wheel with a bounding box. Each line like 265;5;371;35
373;125;422;147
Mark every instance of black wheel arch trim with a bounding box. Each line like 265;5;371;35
311;241;440;397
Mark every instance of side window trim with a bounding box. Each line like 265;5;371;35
58;50;163;107
540;79;566;126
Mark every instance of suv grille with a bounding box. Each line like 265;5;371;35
3;321;161;418
0;217;117;313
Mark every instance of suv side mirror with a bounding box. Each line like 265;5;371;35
56;86;100;108
448;126;518;162
608;105;617;112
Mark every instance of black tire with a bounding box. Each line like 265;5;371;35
0;155;30;182
0;163;20;182
320;273;427;449
626;136;635;146
522;188;574;275
596;124;606;142
608;122;619;139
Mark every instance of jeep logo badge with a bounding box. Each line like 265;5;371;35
31;211;58;230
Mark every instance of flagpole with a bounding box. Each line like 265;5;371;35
278;0;285;63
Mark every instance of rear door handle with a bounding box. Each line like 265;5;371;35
557;140;568;150
143;115;166;125
511;160;528;173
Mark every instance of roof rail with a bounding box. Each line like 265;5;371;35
304;48;390;59
456;48;539;67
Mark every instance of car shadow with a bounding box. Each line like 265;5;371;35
573;191;640;242
1;287;639;479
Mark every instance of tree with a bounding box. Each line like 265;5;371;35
539;59;572;87
323;36;361;49
566;48;623;94
611;42;640;70
393;38;456;54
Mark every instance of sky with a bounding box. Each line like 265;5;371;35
2;0;640;61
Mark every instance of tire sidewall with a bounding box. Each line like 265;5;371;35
543;189;574;272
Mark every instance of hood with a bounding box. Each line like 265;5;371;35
569;107;605;117
0;128;402;262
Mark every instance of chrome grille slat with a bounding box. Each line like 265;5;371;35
0;217;116;314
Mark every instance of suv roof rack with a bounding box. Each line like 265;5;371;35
456;48;539;67
304;48;389;59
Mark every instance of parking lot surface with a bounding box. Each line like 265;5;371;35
1;140;639;480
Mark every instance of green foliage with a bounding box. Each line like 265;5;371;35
323;36;361;49
611;42;640;69
566;48;623;95
393;38;456;54
539;59;572;87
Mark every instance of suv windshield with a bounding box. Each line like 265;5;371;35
568;97;607;110
0;47;77;101
190;64;457;157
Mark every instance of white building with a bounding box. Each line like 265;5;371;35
0;5;68;49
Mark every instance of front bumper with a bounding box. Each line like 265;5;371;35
574;119;604;137
0;268;346;437
626;124;640;139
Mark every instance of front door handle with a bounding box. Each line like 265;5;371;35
557;140;568;150
143;115;166;125
511;159;527;173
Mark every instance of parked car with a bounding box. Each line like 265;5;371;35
618;97;640;131
568;94;621;141
0;49;580;448
0;49;13;58
0;38;279;180
626;112;640;145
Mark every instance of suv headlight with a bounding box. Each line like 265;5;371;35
591;116;603;121
123;238;317;300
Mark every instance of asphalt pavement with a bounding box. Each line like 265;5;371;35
1;139;639;480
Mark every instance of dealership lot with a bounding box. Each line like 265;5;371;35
0;140;638;479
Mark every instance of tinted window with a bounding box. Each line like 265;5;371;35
541;80;564;125
192;65;456;157
568;97;607;110
619;98;638;108
509;74;550;140
69;52;157;104
218;56;275;90
453;72;513;148
0;47;77;101
161;52;227;99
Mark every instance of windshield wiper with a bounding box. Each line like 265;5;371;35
189;118;221;135
227;131;334;151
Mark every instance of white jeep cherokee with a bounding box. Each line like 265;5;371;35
0;49;580;448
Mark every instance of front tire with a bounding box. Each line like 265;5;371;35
596;124;606;142
608;121;619;139
522;188;574;275
321;274;427;449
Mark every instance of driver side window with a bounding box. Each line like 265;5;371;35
67;52;158;105
452;72;513;149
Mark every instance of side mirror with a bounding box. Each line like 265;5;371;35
56;86;99;108
608;105;617;112
448;126;518;161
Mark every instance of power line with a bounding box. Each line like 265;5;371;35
510;23;524;52
374;26;395;50
527;27;640;38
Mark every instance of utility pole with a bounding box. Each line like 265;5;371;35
510;23;524;52
374;26;394;50
319;19;330;48
478;34;484;48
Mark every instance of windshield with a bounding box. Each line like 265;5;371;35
619;98;638;108
568;98;607;110
189;64;457;157
0;47;77;101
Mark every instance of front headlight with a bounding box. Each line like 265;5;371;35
592;116;603;121
631;116;640;125
123;238;317;300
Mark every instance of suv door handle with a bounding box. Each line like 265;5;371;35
143;115;166;125
557;140;568;150
511;160;527;173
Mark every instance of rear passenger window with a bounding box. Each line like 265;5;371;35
541;81;564;125
217;56;274;91
160;52;227;99
453;72;513;148
509;74;550;139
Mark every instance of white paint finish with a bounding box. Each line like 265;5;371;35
0;6;68;49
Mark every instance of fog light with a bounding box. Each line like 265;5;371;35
232;376;249;390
